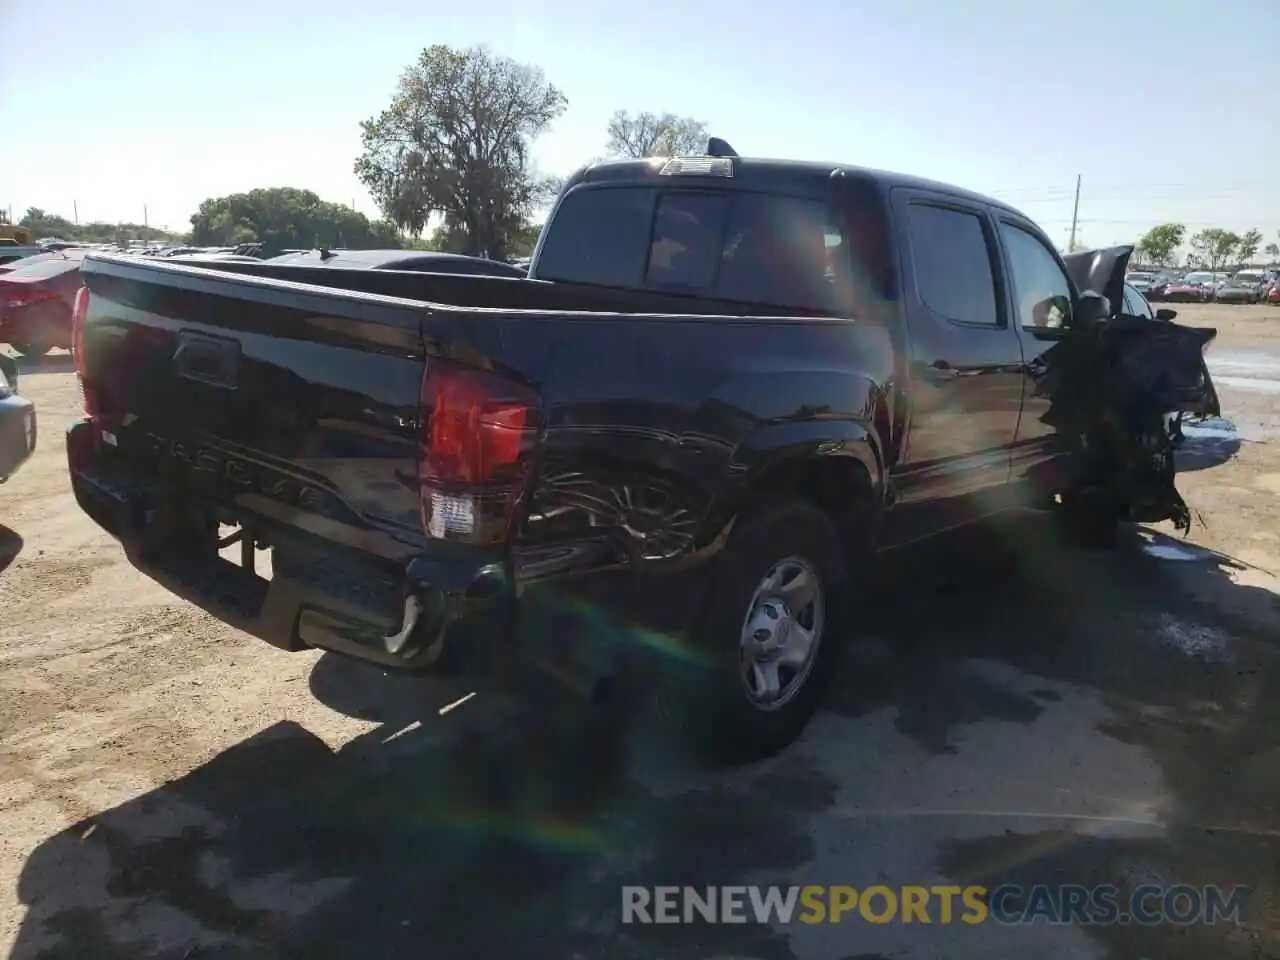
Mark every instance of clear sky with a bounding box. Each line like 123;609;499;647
3;0;1277;252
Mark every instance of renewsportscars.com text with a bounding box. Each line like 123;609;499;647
621;884;1250;926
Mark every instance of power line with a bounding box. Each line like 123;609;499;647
992;178;1278;196
1039;217;1280;227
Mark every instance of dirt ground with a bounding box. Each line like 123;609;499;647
1;303;1279;960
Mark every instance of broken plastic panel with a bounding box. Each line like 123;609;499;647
1039;245;1220;534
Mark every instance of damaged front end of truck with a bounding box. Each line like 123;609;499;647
1035;245;1221;535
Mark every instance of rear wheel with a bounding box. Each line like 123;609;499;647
684;499;852;762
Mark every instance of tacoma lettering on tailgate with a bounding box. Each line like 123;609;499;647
143;432;326;512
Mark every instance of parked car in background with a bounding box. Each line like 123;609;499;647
1215;274;1263;304
0;353;36;484
0;250;85;356
0;244;47;268
263;249;530;277
1230;270;1268;297
1121;282;1178;321
1124;272;1157;295
1162;273;1214;302
1144;271;1180;301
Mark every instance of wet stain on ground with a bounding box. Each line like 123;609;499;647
826;651;1044;755
11;512;1280;959
14;697;838;960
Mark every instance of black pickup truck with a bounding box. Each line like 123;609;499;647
65;146;1217;757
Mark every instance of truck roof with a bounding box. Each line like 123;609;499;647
567;155;1024;219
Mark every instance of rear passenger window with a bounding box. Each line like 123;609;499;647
646;193;728;291
535;186;655;287
906;205;999;326
717;194;843;312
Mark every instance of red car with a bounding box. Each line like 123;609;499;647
1159;278;1212;303
1267;282;1280;304
0;251;85;357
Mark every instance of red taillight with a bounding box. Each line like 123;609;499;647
71;285;96;415
4;287;60;307
417;359;539;544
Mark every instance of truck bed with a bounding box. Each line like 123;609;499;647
69;252;893;667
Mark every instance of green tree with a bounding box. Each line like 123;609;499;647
19;207;77;239
1188;228;1239;273
189;187;402;253
429;217;541;258
605;110;709;158
508;221;543;258
18;207;182;245
1136;223;1185;266
354;44;566;260
1235;228;1262;268
1265;242;1279;262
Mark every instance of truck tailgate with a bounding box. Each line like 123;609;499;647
77;253;429;563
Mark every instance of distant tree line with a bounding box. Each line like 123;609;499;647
12;207;183;246
1135;224;1279;273
187;187;405;254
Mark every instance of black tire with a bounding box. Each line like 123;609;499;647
680;499;853;763
11;342;52;358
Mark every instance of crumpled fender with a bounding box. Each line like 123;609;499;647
1033;246;1221;533
1062;244;1133;314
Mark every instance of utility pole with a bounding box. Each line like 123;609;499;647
1066;175;1081;252
143;204;148;228
73;200;79;225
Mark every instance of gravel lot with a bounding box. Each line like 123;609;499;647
2;303;1279;960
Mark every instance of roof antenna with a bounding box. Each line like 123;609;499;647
705;137;738;158
319;246;335;260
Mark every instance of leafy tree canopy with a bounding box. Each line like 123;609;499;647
354;44;566;260
189;187;402;254
605;110;708;158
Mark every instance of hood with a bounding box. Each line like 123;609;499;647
1062;245;1134;315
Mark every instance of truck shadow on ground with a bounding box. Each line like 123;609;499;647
827;516;1280;957
10;514;1280;959
9;351;75;375
0;524;21;574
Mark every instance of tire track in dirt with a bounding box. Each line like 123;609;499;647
0;603;250;731
0;554;116;612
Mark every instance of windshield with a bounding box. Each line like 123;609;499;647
1235;273;1262;283
1184;273;1212;283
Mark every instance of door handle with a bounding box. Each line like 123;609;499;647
921;360;960;383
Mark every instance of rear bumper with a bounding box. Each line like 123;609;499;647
0;394;36;482
65;418;511;672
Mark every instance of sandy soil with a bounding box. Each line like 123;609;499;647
1;304;1278;959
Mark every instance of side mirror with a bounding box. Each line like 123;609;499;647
1073;291;1111;327
1155;308;1178;321
1030;294;1073;329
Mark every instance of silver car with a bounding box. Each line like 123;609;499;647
1216;272;1263;304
